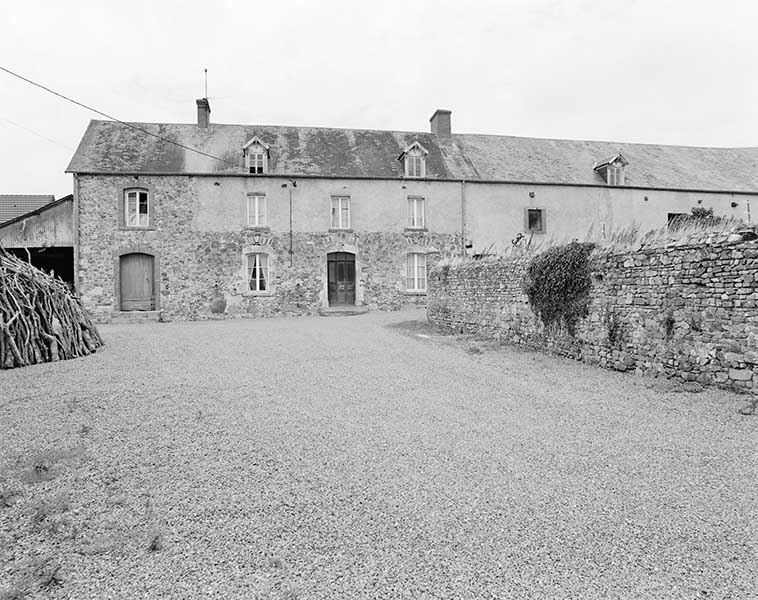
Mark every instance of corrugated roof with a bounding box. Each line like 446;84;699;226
0;195;55;224
66;120;758;192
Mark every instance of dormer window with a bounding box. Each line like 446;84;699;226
249;151;265;174
607;165;624;186
593;152;628;187
399;141;428;178
243;136;270;174
406;150;424;177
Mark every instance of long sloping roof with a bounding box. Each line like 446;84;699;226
66;120;758;192
0;195;55;225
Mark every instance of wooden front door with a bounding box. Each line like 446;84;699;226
327;252;356;306
120;253;155;311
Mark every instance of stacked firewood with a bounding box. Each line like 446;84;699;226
0;249;103;369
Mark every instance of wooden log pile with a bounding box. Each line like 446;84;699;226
0;249;103;369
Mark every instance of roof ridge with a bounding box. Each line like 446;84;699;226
88;119;758;151
90;119;431;138
454;132;758;151
0;194;55;198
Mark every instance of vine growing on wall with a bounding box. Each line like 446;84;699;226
522;241;595;336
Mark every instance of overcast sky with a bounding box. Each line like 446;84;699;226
2;0;757;197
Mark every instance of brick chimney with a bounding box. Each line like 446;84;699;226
196;98;211;128
430;109;452;137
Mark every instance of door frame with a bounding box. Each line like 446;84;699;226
113;246;161;311
322;243;363;308
327;251;356;306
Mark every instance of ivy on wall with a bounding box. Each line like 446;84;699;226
522;241;595;335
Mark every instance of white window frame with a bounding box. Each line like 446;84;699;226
246;194;267;227
404;149;426;178
124;189;149;227
246;253;270;292
406;252;427;292
331;196;351;229
607;165;624;186
407;196;426;229
245;143;268;174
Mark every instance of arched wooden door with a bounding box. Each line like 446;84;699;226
120;253;155;311
327;252;355;306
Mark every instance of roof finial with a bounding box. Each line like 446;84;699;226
204;68;208;99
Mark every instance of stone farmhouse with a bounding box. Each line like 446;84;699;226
66;100;758;321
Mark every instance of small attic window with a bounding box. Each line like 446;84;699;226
243;136;270;174
399;141;428;178
607;164;624;186
593;153;628;187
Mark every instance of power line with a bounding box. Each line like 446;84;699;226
0;117;76;151
0;66;237;167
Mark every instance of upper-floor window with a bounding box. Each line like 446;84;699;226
399;141;428;178
331;196;351;229
593;152;628;187
247;194;266;227
249;152;266;174
243;136;270;174
125;189;149;227
607;165;624;186
406;151;424;178
408;196;425;228
526;208;546;233
406;252;427;292
247;252;269;292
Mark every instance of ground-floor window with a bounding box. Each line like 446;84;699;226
406;253;427;292
247;253;269;292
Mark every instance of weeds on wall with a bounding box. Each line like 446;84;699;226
523;241;595;336
593;216;753;254
604;309;624;348
670;206;725;229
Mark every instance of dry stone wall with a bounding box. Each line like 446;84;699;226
427;239;758;394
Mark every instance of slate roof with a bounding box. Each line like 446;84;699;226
66;120;758;193
0;195;55;225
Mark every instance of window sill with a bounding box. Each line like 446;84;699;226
527;230;547;235
329;228;354;233
404;227;428;232
244;226;271;233
242;291;275;298
403;290;427;296
119;226;157;231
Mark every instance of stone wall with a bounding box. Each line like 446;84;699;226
76;175;460;321
427;239;758;394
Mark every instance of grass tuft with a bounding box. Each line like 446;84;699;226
0;586;28;600
0;486;22;508
147;531;164;552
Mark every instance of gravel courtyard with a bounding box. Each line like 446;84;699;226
1;308;756;599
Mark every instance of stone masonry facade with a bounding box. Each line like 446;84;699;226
427;237;758;394
77;175;460;321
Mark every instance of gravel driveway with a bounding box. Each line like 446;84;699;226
1;308;756;599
